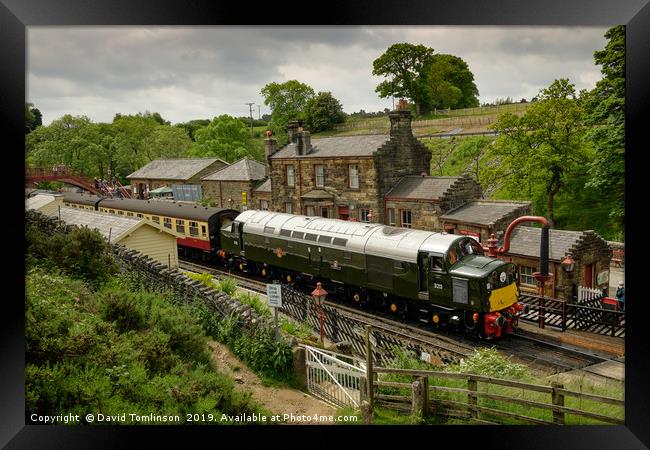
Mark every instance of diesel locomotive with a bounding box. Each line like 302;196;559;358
59;192;534;339
219;210;530;339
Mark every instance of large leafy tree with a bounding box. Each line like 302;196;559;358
487;79;590;226
582;25;625;237
25;103;43;134
260;80;315;137
424;54;480;110
304;91;346;132
372;43;435;116
188;114;263;162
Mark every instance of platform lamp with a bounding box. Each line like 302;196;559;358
561;254;577;302
311;282;327;345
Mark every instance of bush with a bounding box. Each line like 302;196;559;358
26;224;119;286
218;278;238;296
448;347;530;380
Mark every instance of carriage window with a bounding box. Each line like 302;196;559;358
118;211;124;215
201;225;206;237
305;233;317;242
175;219;185;233
164;217;172;229
332;237;347;247
189;221;199;236
109;209;115;214
280;229;292;237
137;213;143;218
318;235;332;244
292;231;305;239
151;216;160;223
126;212;134;217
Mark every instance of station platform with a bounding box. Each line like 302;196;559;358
516;320;625;358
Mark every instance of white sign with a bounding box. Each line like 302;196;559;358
266;284;282;308
420;351;431;363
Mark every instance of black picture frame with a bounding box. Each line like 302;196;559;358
3;0;648;448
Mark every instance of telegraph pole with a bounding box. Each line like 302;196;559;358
257;105;261;120
245;102;255;137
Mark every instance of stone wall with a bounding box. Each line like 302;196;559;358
201;180;257;210
384;199;443;230
438;175;482;213
270;157;380;219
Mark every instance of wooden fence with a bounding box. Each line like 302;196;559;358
362;366;624;425
518;294;625;337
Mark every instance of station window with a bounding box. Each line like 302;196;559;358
315;165;325;188
359;208;370;223
520;266;537;286
189;221;199;236
387;208;396;226
176;219;185;234
286;165;295;187
348;164;359;189
401;210;412;228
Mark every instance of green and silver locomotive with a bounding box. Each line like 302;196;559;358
220;210;527;338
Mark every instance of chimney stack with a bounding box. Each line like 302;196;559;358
295;130;311;156
286;120;301;144
263;131;277;177
389;99;413;137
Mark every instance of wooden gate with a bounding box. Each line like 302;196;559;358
303;345;366;408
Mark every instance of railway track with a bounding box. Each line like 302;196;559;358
178;258;618;375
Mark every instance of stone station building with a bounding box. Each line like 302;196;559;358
200;157;266;211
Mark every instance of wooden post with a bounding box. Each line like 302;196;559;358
365;325;374;409
411;376;429;421
561;299;567;331
361;400;373;425
468;376;478;419
551;382;565;425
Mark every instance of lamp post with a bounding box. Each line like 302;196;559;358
311;282;327;345
561;253;577;304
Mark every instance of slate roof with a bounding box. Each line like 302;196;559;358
127;158;228;181
506;226;597;261
254;178;271;193
441;200;531;226
25;194;57;211
49;206;180;242
385;176;461;200
270;135;390;159
202;158;266;181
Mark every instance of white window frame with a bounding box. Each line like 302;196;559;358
520;265;537;286
286;165;295;187
401;210;412;228
315;164;325;188
349;164;359;189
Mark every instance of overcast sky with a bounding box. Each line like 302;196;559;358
27;26;612;125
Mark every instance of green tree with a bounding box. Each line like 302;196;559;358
304;91;346;132
260;80;315;137
487;79;590;226
424;54;480;110
175;119;211;141
188;114;263;162
25;103;42;133
372;43;435;116
582;25;625;237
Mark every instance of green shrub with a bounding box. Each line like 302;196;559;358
218;278;238;296
186;272;219;290
99;289;147;333
448;347;530;380
236;292;271;318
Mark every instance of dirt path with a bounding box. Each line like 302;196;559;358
207;340;337;424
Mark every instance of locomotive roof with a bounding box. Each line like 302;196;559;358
97;197;238;221
233;210;464;262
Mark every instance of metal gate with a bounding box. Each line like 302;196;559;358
303;345;366;408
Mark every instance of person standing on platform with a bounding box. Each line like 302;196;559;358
615;281;625;312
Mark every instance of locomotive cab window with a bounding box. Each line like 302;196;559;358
430;255;444;272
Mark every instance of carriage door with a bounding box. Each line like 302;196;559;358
417;252;429;299
237;222;245;253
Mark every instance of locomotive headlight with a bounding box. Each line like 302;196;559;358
486;282;491;291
